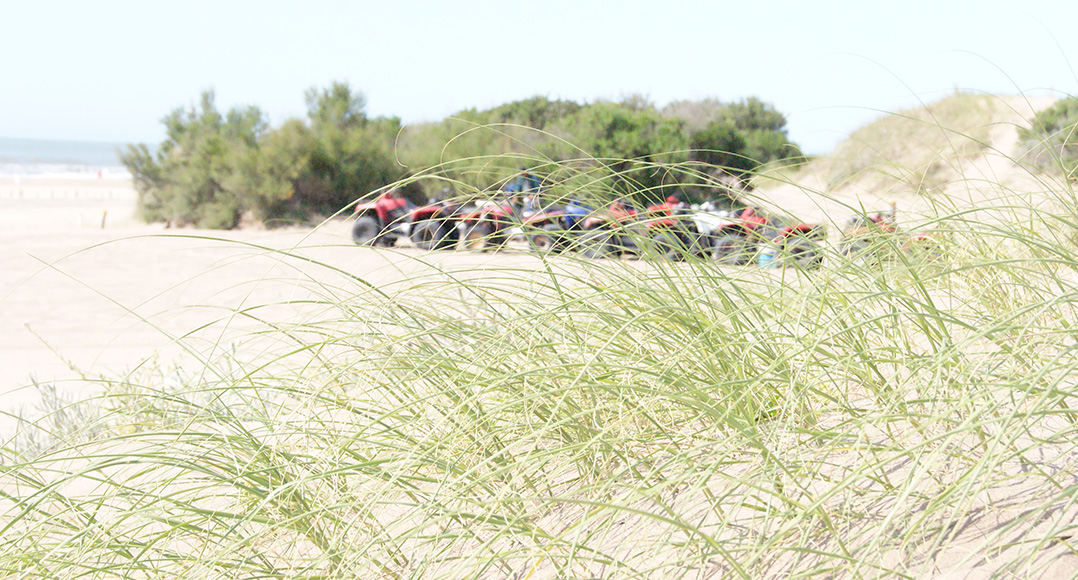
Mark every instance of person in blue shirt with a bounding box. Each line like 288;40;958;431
514;168;541;193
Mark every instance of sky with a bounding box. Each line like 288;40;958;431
2;0;1076;155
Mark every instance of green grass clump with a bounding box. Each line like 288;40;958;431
1019;94;1078;180
7;142;1078;578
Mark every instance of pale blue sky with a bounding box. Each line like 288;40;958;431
2;0;1075;154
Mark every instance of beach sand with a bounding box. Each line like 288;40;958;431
0;177;344;432
4;173;1078;578
0;176;546;437
2;176;147;425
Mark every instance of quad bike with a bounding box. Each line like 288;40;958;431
839;207;899;258
573;200;642;259
840;205;943;262
575;199;707;260
708;207;825;268
638;198;710;260
351;191;461;250
455;197;571;252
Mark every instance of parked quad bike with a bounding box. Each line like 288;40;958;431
575;200;707;260
839;208;899;258
641;200;710;260
574;201;641;259
706;207;825;268
407;203;463;250
839;205;943;263
351;191;460;250
524;222;569;252
456;198;571;252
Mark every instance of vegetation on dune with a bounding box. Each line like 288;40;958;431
12;124;1078;577
122;86;804;228
1020;95;1078;180
818;93;1014;195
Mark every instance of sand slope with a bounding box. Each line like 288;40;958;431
751;95;1064;227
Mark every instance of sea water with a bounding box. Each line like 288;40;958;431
0;137;133;178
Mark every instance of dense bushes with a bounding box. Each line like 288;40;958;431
1020;95;1078;179
400;94;804;203
122;92;276;229
123;84;403;228
124;87;804;228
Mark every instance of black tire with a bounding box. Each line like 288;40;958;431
528;222;564;253
410;220;448;251
840;238;872;258
678;231;710;259
438;221;460;250
460;222;493;251
612;232;640;256
693;234;712;258
712;234;754;265
783;237;824;269
579;229;617;259
643;230;682;260
351;216;381;246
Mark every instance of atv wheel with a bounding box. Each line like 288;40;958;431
648;231;687;261
712;234;754;265
613;232;639;256
528;223;564;253
783;237;824;269
351;216;381;246
579;230;617;259
460;222;493;251
840;238;872;258
410;220;448;251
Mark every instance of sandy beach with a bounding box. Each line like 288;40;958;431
2;176;146;425
6;164;1078;577
0;176;557;437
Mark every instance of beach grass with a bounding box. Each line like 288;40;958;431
5;109;1078;578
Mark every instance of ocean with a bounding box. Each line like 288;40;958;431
0;137;134;178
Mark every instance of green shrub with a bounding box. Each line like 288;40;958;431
1020;95;1078;179
125;89;804;226
123;84;405;228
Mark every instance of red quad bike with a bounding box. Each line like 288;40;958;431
839;208;899;258
456;198;569;252
575;200;642;259
351;191;460;250
840;205;942;261
576;199;706;260
636;199;710;260
711;207;825;268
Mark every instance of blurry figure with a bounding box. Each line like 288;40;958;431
381;188;413;223
522;192;539;216
664;193;687;210
514;168;541;193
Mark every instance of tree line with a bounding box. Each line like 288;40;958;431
122;82;805;229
